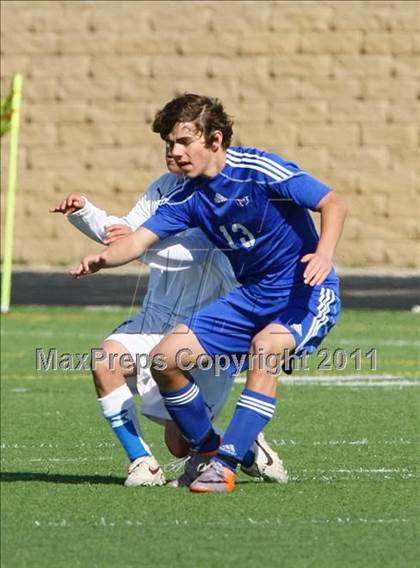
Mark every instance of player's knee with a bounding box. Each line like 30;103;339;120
91;349;122;390
149;346;169;387
149;344;175;384
250;337;273;356
251;328;294;359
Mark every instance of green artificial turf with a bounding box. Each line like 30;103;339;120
1;307;419;567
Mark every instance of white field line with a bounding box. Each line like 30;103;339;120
32;517;410;530
5;378;420;389
289;470;420;482
27;456;114;463
310;517;408;525
329;381;420;387
7;374;420;387
2;438;416;451
5;373;420;388
234;375;420;387
247;516;410;526
30;516;410;529
270;438;415;447
2;329;420;347
337;338;420;348
288;469;417;481
1;441;118;449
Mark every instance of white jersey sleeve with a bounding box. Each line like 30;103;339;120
67;173;210;268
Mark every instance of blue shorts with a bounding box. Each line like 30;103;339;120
184;282;341;376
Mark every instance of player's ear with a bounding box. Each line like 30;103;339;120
210;130;223;151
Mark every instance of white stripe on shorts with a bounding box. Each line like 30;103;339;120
296;287;336;352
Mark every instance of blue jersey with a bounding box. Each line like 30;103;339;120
143;147;338;289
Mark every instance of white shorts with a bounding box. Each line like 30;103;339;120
106;332;234;424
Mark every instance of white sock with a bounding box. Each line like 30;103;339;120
98;384;151;461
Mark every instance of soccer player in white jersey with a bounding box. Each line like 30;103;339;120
51;150;288;487
71;94;347;493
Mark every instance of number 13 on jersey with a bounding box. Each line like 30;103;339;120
219;224;256;250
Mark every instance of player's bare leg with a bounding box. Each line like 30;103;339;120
92;340;134;397
246;324;296;395
164;420;190;458
191;324;293;493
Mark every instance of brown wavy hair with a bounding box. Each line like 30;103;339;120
152;93;233;149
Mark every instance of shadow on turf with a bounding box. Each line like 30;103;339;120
0;471;125;485
1;472;259;487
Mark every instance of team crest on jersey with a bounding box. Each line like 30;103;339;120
235;196;250;207
214;193;228;204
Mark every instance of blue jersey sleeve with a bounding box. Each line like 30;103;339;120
142;198;194;239
269;172;331;209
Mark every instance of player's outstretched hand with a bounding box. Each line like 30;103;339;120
50;194;86;215
104;224;133;244
70;253;106;279
301;252;332;287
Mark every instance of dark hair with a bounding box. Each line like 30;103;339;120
152;93;233;149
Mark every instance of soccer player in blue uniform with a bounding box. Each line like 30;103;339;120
72;94;347;493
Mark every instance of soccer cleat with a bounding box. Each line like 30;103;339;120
189;459;236;493
240;432;288;483
124;455;166;487
167;453;212;488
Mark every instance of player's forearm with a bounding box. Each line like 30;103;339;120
101;227;160;268
68;201;109;244
143;229;214;268
68;199;129;244
315;192;347;259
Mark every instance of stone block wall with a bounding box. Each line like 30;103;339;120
1;0;419;268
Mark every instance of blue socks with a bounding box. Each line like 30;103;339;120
161;383;275;466
99;384;151;461
161;381;219;452
217;388;276;471
99;382;272;469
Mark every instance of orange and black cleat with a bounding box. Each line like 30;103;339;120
189;459;236;493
